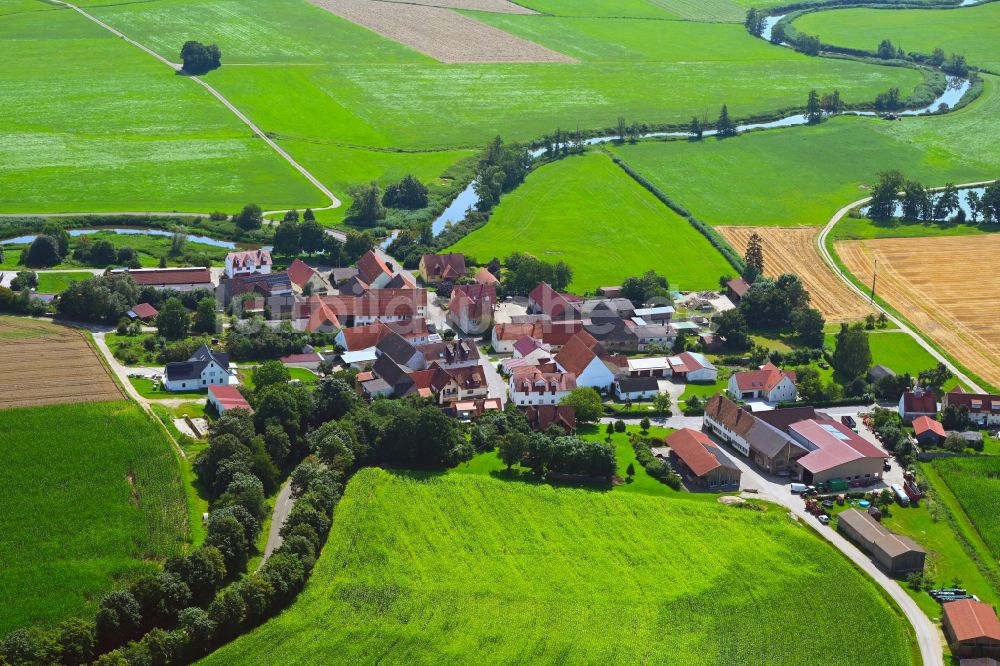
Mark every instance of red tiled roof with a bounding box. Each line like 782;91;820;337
944;599;1000;644
227;249;272;269
511;365;576;394
733;362;795;393
279;353;323;364
945;387;1000;414
912;415;946;438
555;333;600;376
525;405;576;432
127;268;212;286
449;283;495;321
306;296;341;333
727;277;750;297
444;364;488;390
902;391;938;414
475;267;500;285
208;385;253;413
666;428;734;477
422;253;466;280
129;302;158;319
313;289;426;319
529;282;578;318
791;419;888;475
286;259;317;287
356;250;392;284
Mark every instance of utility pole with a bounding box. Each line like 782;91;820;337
870;259;878;305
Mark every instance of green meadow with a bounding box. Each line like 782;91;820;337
202;468;914;666
451;153;734;292
0;2;321;214
0;401;189;634
611;74;1000;228
793;3;1000;73
832;215;1000;242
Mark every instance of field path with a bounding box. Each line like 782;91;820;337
260;481;296;567
49;0;340;217
816;182;998;395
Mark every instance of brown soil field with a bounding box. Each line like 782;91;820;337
307;0;576;63
0;317;123;409
374;0;537;13
836;235;1000;389
719;226;871;323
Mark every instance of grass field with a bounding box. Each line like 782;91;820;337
793;3;1000;73
611;75;1000;228
0;401;189;634
129;377;208;401
836;235;1000;390
934;456;1000;560
832;215;1000;242
450;153;734;292
202;468;915;665
32;271;94;293
0;1;321;214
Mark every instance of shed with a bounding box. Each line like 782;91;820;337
943;599;1000;659
837;508;926;575
912;415;946;447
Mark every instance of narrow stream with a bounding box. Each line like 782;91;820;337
0;227;265;250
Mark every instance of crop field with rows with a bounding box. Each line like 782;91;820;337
0;401;189;634
203;469;915;665
934;456;1000;559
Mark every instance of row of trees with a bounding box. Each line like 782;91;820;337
870;171;1000;224
878;40;969;76
346;173;431;227
500;252;572;297
271;209;327;257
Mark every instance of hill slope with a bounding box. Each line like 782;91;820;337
202;468;914;665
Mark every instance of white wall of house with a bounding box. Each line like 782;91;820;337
510;388;571;406
165;361;233;392
615;387;659;401
767;377;798;403
703;414;750;456
573;358;615;390
687;366;718;383
225;257;271;280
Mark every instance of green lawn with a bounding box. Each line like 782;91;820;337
0;1;322;214
681;374;732;405
33;271;94;293
832;215;1000;242
823;329;960;390
610;75;1000;228
239;365;317;390
129;377;207;400
451;153;734;292
793;3;1000;73
202;468;915;665
0;401;189;634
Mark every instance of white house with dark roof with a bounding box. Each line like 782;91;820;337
164;345;235;392
225;249;272;279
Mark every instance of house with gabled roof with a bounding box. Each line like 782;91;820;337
703;393;808;475
356;250;394;288
375;332;424;371
287;259;330;295
126;302;158;322
438;364;489;404
510;362;576;406
726;277;750;303
208;385;253;415
417;339;481;369
899;388;938;424
913;415;946;447
727;362;798;403
525;405;576;433
448;283;496;334
528;282;580;320
788;419;888;485
164;344;235;392
943;598;1000;659
475;267;500;286
614;375;660;401
555;331;616;390
115;267;214;291
419;253;466;283
942;386;1000;427
665;428;741;488
668;352;717;383
225;249;272;279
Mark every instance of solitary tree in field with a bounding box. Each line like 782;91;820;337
180;41;222;74
716;104;737;138
806;89;823;125
689;116;703;140
626;462;636;480
605;422;615;441
640;418;650;433
744;232;765;278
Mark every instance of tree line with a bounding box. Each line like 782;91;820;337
869;172;1000;224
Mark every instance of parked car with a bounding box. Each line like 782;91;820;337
884;460;892;472
817;515;830;525
841;415;857;431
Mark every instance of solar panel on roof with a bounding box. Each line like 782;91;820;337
820;423;851;440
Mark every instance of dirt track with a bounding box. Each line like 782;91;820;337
719;226;871;322
374;0;537;13
0;317;123;409
836;235;1000;388
308;0;576;63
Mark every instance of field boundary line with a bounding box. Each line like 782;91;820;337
49;0;340;217
817;180;999;396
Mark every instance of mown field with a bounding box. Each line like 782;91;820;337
0;0;321;214
202;469;914;665
450;153;734;292
793;3;1000;73
0;401;189;634
934;456;1000;560
65;0;922;219
611;75;1000;229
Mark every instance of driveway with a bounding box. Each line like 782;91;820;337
260;480;295;566
480;358;508;406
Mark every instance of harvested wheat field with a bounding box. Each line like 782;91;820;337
720;227;871;322
0;317;122;409
837;236;1000;389
372;0;537;13
308;0;575;63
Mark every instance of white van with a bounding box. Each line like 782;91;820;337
790;483;808;494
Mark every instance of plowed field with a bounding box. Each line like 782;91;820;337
0;317;122;408
836;236;1000;389
307;0;575;63
719;227;871;322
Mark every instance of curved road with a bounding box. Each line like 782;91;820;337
816;179;998;395
48;0;341;217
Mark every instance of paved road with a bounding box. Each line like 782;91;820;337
260;480;295;566
816;181;998;395
47;0;340;218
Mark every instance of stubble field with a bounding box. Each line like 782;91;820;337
201;468;915;665
836;235;1000;389
0;317;123;408
719;226;870;322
